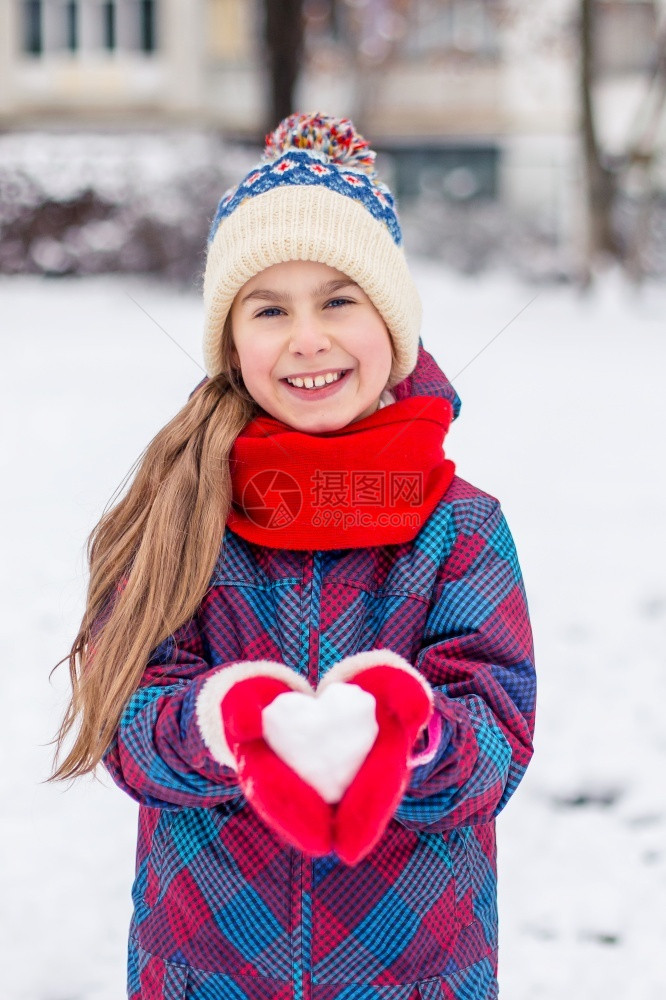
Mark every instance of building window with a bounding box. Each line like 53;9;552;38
103;0;115;49
22;0;42;53
66;0;77;50
20;0;158;56
382;143;500;201
405;0;499;58
304;0;499;62
139;0;155;52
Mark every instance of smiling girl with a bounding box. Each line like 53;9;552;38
52;113;536;1000
230;260;393;432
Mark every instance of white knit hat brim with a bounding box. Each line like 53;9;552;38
202;185;421;385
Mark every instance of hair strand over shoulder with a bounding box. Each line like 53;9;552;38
50;352;257;782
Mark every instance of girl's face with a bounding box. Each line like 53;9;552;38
229;260;393;433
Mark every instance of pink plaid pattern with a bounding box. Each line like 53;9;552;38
104;344;535;999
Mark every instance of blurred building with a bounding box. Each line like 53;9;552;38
0;0;260;126
0;0;664;231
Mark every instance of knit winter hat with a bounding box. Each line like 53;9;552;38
202;112;422;387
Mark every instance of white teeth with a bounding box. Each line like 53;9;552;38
286;370;345;389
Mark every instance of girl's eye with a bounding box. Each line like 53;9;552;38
326;298;353;309
256;307;284;318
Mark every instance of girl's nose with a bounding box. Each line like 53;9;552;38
288;315;331;356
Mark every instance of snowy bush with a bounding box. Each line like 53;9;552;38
0;130;258;283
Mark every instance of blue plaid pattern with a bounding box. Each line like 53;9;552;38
104;346;535;999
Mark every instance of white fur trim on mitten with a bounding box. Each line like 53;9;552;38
195;660;312;768
319;648;434;706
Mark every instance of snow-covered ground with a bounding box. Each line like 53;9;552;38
1;265;665;999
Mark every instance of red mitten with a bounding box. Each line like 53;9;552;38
196;653;436;865
196;661;333;855
318;651;435;865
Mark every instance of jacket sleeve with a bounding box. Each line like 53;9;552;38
102;612;243;810
394;499;536;831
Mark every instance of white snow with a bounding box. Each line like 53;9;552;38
1;264;665;998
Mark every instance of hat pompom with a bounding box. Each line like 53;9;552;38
263;112;377;178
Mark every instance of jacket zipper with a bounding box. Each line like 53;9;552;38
305;549;323;1000
293;549;320;1000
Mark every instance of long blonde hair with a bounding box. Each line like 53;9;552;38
49;317;258;781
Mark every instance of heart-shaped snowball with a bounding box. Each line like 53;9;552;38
261;682;379;804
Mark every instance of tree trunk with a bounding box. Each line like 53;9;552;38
263;0;305;131
624;26;666;282
580;0;621;274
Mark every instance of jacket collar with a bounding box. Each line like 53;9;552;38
392;337;461;419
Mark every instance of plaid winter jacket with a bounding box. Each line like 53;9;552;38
103;344;536;1000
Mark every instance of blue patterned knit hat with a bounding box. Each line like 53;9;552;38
208;115;402;247
202;113;421;387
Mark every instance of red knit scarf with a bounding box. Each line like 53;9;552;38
227;396;456;550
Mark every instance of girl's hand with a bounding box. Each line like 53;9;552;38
197;652;437;864
323;651;436;864
197;660;334;856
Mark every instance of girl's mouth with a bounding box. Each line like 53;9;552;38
281;369;351;399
